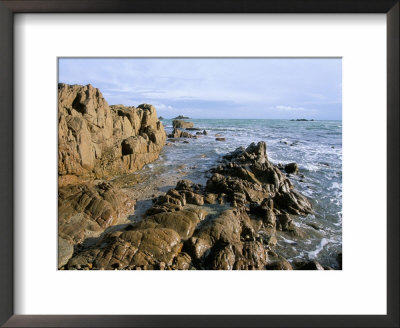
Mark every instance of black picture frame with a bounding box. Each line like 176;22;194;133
0;0;398;327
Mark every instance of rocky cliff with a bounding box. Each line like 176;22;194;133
58;83;166;185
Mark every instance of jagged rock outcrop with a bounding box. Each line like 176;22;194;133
58;83;166;185
206;142;312;216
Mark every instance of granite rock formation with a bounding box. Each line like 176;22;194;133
58;84;166;185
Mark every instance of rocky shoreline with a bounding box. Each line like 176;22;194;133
58;84;340;270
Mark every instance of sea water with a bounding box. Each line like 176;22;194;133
143;119;342;268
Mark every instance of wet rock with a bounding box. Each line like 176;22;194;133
172;252;192;270
216;137;226;142
284;162;299;174
203;130;208;135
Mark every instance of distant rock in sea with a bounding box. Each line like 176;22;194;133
290;119;314;121
158;116;165;120
173;115;190;119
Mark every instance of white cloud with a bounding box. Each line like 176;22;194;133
276;105;306;112
59;58;342;119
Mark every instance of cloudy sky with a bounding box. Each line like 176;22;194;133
59;58;342;120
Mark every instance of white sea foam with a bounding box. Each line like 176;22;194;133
279;236;297;244
308;238;330;259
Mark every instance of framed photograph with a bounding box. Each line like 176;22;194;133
1;0;398;327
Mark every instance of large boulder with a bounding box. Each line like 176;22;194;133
284;162;299;174
185;209;268;270
58;84;166;184
172;120;194;129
